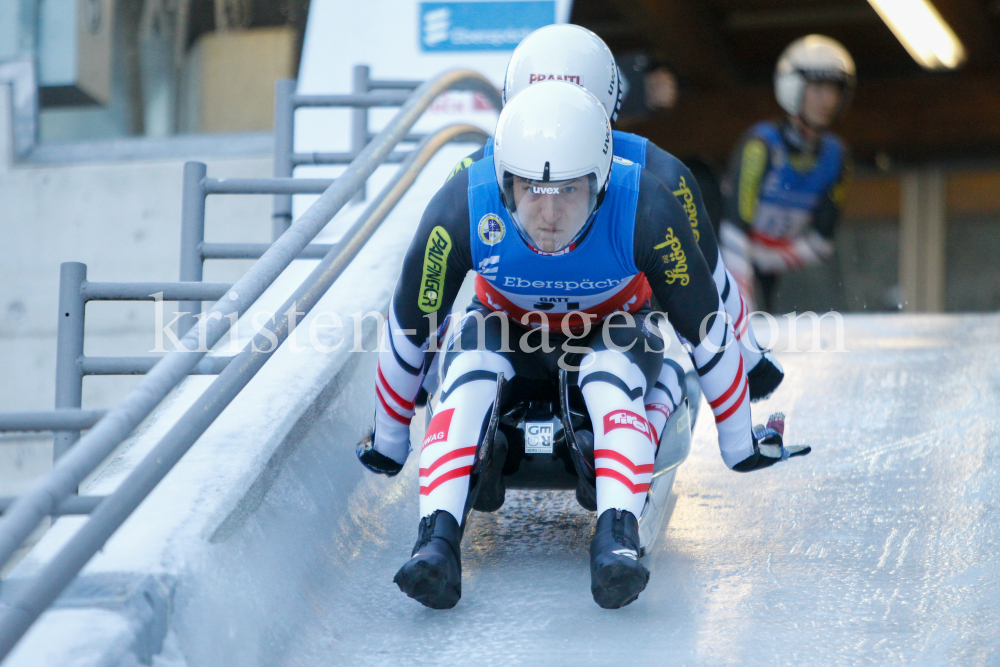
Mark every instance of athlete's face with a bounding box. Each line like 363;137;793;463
800;82;843;128
512;175;592;253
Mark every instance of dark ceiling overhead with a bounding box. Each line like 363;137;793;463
570;0;1000;167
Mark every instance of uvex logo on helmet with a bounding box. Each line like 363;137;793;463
529;73;582;85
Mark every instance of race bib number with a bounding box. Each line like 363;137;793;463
753;202;812;239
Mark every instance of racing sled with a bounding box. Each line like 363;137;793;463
453;367;701;556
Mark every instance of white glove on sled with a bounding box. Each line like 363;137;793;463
754;412;810;461
734;413;810;472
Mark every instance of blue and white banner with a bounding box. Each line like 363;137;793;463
419;1;556;51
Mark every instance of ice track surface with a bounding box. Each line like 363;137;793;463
274;316;1000;666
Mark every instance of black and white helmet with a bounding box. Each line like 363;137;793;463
503;23;622;123
774;35;856;117
493;80;614;253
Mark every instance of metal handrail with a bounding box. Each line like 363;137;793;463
0;410;107;432
0;496;103;517
82;281;233;301
0;68;498;659
200;242;335;260
270;66;456;237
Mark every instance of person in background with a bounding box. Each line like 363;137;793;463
718;35;855;312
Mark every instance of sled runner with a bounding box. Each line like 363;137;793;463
447;367;700;555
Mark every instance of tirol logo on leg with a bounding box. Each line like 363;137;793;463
604;410;655;443
645;402;672;420
423;408;455;449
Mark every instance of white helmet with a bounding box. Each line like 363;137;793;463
774;35;856;117
494;80;613;253
503;23;621;122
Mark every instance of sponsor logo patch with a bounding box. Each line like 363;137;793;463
612;548;639;561
524;421;554;454
671;175;700;242
501;276;622;291
447;157;474;181
612;155;633;165
646;402;672;420
478;213;505;245
477;255;500;282
654;228;689;286
604;409;654;442
419;226;452;313
528;73;583;86
423;408;455;449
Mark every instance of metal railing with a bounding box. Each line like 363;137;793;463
0;67;499;660
0;264;235;517
178;66;474;335
271;65;423;238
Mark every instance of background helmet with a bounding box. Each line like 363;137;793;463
503;24;621;123
493;80;614;253
774;35;856;118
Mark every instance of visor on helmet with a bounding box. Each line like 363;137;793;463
798;68;854;89
501;171;600;254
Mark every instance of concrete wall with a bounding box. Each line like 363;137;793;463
1;124;477;666
0;86;273;494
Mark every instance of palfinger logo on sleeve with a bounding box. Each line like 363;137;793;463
419;226;452;313
423;408;455;449
603;410;655;443
447;157;474;181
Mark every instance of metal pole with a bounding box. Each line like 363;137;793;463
899;169;946;312
272;78;296;240
52;263;86;462
0;410;106;432
0;72;499;657
178;162;207;338
351;65;371;203
0;125;487;660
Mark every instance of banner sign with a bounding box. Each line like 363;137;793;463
419;1;556;51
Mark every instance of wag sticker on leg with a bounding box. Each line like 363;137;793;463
418;351;512;522
418;408;477;522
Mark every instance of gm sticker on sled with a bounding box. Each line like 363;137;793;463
419;1;556;51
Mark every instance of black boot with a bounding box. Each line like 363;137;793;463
393;510;462;609
590;508;649;609
473;430;507;512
